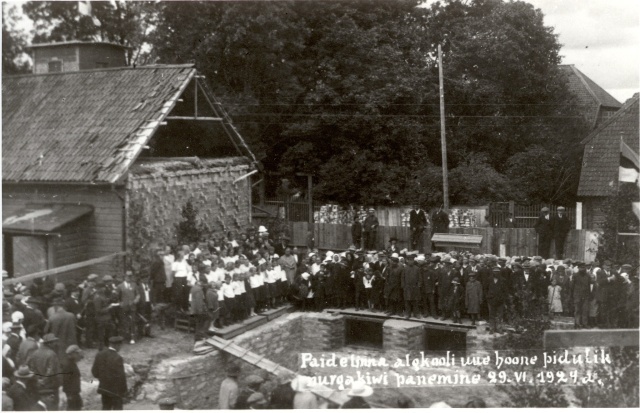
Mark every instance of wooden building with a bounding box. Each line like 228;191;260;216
577;94;639;230
560;64;622;129
2;42;257;278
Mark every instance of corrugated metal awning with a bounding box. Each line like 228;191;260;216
2;204;93;235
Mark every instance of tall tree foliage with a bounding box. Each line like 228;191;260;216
2;3;31;74
151;0;588;207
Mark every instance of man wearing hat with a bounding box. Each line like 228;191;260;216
44;298;77;361
386;237;400;256
92;336;128;410
486;267;507;334
7;366;38;411
383;254;404;316
28;333;62;410
219;364;240;409
363;209;379;251
552;207;571;259
534;207;553;259
421;256;439;318
431;207;450;251
93;282;113;351
235;374;265;409
61;345;84;410
342;380;373;408
402;254;422;319
438;258;456;321
571;262;591;329
409;205;428;252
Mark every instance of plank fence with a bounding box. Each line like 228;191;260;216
290;222;600;261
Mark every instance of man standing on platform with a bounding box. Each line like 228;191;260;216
553;207;571;259
363;209;379;251
351;216;363;250
534;207;553;259
409;206;427;252
431;208;450;252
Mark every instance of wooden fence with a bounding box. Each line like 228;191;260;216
488;202;576;228
290;222;600;261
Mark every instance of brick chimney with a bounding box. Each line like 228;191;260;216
29;41;129;74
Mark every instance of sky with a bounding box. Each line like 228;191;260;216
6;0;639;103
524;0;639;103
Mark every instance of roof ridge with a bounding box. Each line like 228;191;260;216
580;93;639;145
569;65;622;108
3;64;195;79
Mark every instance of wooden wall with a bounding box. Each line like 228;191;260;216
291;222;601;261
583;197;607;230
52;215;91;268
2;183;125;276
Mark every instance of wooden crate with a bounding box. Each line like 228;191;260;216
431;233;483;252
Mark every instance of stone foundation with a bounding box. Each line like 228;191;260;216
383;319;424;352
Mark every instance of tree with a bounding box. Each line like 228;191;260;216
596;183;640;267
151;0;587;207
22;1;158;65
2;3;31;74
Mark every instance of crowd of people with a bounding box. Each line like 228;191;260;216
2;222;638;410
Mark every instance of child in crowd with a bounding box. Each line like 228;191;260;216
548;278;563;318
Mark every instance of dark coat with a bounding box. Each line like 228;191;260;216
351;221;362;240
431;210;450;234
534;214;553;237
269;382;295;409
91;348;128;398
150;257;166;284
553;214;571;238
486;277;507;306
28;345;62;391
449;285;464;312
61;357;81;394
409;209;427;229
64;297;82;316
402;263;422;301
571;271;591;302
504;218;516;228
384;265;404;301
465;280;483;314
421;265;438;295
363;215;379;232
438;269;455;305
7;382;38;411
44;309;77;360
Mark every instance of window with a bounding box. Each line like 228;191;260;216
48;60;62;73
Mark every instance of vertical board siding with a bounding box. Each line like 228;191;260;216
3;184;124;276
291;223;600;261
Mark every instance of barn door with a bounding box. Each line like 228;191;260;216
12;236;48;277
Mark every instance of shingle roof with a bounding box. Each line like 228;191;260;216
577;94;639;197
559;65;622;127
2;65;196;183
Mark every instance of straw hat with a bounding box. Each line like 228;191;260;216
347;381;373;398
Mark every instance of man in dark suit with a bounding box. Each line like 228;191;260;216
401;255;422;319
363;209;379;251
486;267;507;334
552;206;571;259
136;275;153;339
421;256;439;318
409;206;427;252
431;208;450;252
504;213;516;228
383;254;403;316
27;333;62;411
117;272;139;344
7;366;38;411
351;216;363;250
438;258;455;321
44;298;77;361
91;336;128;410
150;249;167;304
534;207;553;259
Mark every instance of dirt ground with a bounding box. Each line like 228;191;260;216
77;327;194;410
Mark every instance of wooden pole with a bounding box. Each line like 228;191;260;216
438;44;449;210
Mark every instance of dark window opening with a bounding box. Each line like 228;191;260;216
345;318;383;348
48;60;62;73
424;327;467;354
